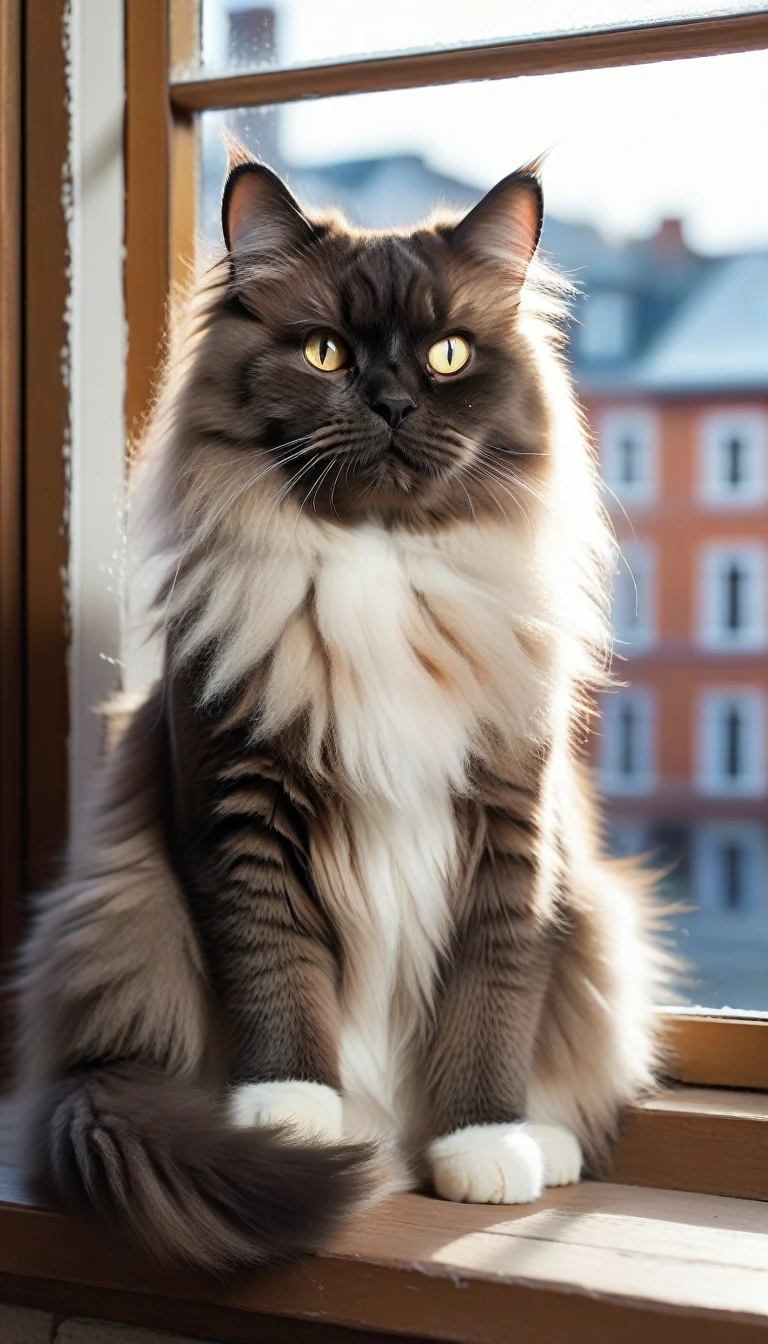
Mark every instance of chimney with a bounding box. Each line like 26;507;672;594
650;217;687;262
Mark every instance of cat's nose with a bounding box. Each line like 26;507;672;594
371;395;416;430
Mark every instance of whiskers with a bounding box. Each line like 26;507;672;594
196;433;316;540
452;435;569;535
199;425;358;542
156;431;337;642
454;442;535;531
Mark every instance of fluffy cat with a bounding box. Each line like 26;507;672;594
16;152;665;1272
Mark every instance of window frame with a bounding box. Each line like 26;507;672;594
599;686;657;795
0;0;22;1002
4;0;768;1090
168;9;768;109
698;541;768;651
0;0;73;952
696;687;767;797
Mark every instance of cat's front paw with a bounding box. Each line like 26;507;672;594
525;1122;583;1187
427;1123;544;1204
229;1080;344;1143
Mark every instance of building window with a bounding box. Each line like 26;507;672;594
697;690;766;796
700;410;768;508
578;290;633;361
693;824;765;917
612;542;655;650
599;409;658;507
699;544;767;650
599;688;655;795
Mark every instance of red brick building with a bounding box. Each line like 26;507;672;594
579;247;768;1007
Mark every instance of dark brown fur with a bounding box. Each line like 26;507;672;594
36;1065;372;1273
174;160;553;537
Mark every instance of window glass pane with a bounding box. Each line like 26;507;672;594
192;50;768;1012
598;410;658;506
189;2;767;78
698;691;765;795
699;544;766;649
600;689;656;793
700;410;768;506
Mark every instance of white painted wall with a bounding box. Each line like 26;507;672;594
66;0;127;821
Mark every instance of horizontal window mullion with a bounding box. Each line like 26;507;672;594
169;11;768;113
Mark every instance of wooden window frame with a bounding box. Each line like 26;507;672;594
0;0;23;989
169;9;768;108
0;0;72;1008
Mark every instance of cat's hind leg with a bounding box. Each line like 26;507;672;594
527;860;666;1174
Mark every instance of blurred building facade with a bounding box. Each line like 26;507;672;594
577;237;768;1007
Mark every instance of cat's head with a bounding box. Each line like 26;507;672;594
177;155;564;531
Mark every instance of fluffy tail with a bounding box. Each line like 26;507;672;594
32;1063;375;1273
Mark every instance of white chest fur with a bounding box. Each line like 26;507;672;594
312;526;463;1144
187;512;556;1144
308;522;550;1145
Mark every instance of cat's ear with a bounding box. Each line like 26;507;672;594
222;156;315;256
452;166;543;283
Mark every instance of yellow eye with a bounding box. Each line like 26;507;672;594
303;330;350;372
427;335;471;376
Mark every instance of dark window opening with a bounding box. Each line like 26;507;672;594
723;707;743;778
619;436;637;484
722;842;745;911
724;564;745;631
618;703;637;775
725;436;744;486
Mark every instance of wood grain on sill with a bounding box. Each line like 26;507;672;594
0;1185;767;1343
2;1092;768;1343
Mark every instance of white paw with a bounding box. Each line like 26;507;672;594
229;1080;344;1143
427;1123;545;1205
525;1122;583;1187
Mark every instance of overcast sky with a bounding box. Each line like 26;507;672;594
204;1;768;254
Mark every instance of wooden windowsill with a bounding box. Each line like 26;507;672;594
609;1085;768;1201
661;1010;768;1090
2;1089;768;1342
1;1184;767;1343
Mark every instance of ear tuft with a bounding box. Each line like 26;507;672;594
221;161;315;256
519;148;550;181
221;128;255;175
452;167;544;284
